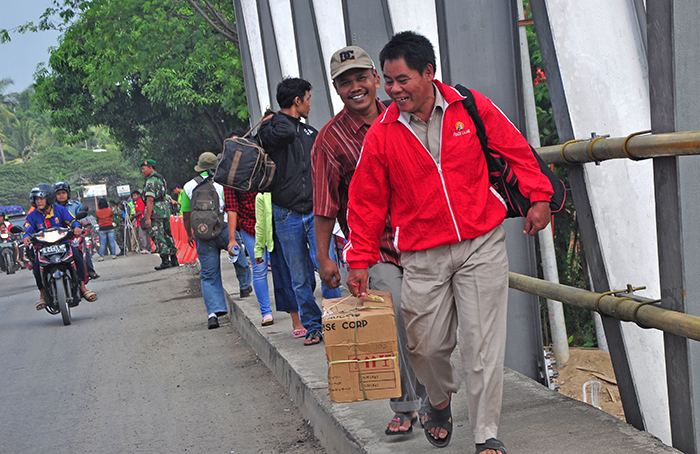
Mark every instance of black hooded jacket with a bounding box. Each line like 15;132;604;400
257;112;317;214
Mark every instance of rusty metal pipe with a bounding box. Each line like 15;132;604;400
537;130;700;165
509;272;700;342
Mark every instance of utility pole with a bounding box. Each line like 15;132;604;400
0;139;5;165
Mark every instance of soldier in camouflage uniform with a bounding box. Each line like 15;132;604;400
141;159;179;270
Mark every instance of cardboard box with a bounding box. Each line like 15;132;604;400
322;290;401;403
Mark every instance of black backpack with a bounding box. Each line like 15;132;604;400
190;175;224;240
455;84;566;218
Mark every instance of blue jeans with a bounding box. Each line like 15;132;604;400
99;229;117;257
195;224;251;316
272;205;341;334
233;229;252;290
240;230;272;317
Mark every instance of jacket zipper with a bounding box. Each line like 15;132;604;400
396;113;462;242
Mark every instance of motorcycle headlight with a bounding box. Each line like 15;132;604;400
42;230;66;243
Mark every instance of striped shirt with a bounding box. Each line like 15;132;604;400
312;100;400;267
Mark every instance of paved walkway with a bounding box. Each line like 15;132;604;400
217;256;679;454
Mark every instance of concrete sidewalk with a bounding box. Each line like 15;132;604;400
218;257;678;454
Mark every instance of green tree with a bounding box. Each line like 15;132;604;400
30;0;247;185
0;87;62;162
0;145;141;209
0;78;18;165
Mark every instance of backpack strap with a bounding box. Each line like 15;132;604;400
192;172;214;192
454;84;501;175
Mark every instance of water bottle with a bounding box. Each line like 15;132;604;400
228;244;242;263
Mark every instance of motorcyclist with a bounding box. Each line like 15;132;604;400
53;181;100;280
0;221;21;270
23;184;98;310
0;211;11;230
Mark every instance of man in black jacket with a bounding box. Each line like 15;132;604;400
258;78;341;346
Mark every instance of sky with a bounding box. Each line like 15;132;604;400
0;0;61;93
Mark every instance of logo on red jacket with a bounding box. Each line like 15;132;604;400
453;121;470;137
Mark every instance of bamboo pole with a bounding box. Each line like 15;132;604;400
509;272;700;342
537;130;700;165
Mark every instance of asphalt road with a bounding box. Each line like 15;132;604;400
0;253;326;454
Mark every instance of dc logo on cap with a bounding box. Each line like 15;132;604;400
339;50;355;63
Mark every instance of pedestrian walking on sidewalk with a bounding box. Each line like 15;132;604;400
312;45;428;436
257;77;342;346
182;152;253;329
221;154;273;326
254;192;307;336
345;32;553;453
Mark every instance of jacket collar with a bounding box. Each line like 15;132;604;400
279;111;301;126
379;79;465;125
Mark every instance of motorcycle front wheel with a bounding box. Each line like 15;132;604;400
54;277;72;326
3;252;13;275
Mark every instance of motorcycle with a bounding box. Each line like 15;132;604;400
0;230;19;275
11;220;84;326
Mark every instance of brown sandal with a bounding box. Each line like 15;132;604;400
82;290;98;302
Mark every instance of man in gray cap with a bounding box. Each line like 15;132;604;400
182;152;252;329
312;45;428;436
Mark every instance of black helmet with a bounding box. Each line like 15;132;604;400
53;181;71;199
30;183;56;206
0;211;5;218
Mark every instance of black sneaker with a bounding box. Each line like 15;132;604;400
208;316;219;329
240;286;253;298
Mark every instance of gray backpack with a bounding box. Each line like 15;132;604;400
190;175;224;240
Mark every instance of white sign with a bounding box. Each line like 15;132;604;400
83;184;107;197
116;185;131;197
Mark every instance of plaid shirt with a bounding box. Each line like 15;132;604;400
312;100;400;267
223;187;257;237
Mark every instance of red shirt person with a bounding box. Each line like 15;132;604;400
344;32;551;452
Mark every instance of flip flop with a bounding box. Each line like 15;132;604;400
424;399;452;448
303;331;323;346
476;437;507;454
292;328;307;338
82;290;98;302
385;412;418;436
36;299;47;311
261;315;274;326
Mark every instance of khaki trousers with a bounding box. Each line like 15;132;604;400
401;225;508;444
368;262;428;413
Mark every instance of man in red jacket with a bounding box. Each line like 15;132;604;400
345;32;552;453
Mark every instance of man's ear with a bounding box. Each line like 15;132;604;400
423;64;435;80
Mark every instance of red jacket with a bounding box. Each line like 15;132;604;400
345;80;553;269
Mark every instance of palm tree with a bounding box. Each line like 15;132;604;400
0;78;17;165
